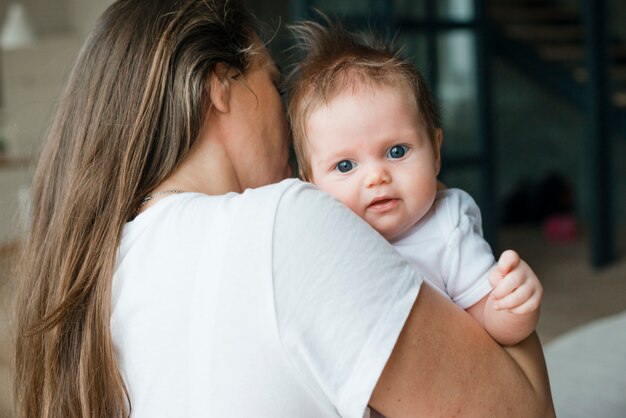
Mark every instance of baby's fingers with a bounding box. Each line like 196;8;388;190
488;267;504;288
498;250;521;274
508;291;542;314
490;269;524;300
493;283;539;312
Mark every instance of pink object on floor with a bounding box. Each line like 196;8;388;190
543;215;579;242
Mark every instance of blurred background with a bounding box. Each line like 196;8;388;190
0;0;625;417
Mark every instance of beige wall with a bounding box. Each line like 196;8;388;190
0;0;72;36
0;0;110;245
67;0;115;37
0;0;113;36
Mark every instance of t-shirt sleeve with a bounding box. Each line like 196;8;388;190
272;181;422;418
441;189;495;309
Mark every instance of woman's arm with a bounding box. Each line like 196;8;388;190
370;284;554;417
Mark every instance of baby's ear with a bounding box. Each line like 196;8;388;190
207;63;232;114
434;128;443;175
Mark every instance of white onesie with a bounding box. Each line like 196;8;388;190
392;188;495;309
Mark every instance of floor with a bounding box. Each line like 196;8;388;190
545;309;626;417
0;227;625;417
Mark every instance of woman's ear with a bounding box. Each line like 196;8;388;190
434;128;443;175
207;63;232;114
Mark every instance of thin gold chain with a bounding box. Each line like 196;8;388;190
138;189;185;208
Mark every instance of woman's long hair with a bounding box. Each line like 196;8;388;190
13;1;255;416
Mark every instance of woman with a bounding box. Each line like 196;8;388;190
14;0;554;417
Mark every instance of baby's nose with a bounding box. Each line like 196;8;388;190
366;165;391;187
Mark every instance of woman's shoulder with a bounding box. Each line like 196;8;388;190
145;179;311;217
123;179;342;244
244;178;323;201
270;179;367;227
230;179;334;222
243;178;312;201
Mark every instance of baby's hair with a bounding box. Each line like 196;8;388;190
286;16;441;181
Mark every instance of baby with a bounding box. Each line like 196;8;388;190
287;20;543;348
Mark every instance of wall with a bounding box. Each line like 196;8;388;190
0;0;72;37
67;0;114;37
0;0;110;245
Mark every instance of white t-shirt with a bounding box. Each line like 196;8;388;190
392;188;495;309
111;179;422;418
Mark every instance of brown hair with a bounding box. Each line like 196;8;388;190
286;18;441;181
13;1;256;417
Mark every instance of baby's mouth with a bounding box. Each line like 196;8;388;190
367;197;399;212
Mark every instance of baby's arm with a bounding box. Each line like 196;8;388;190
466;250;543;346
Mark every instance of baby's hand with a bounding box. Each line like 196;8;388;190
489;250;543;315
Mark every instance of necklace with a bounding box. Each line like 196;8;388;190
138;189;185;208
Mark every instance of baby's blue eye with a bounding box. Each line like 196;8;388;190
335;160;355;173
387;144;408;159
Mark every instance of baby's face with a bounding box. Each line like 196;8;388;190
306;84;441;241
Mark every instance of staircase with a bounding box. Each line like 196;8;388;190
487;0;619;267
487;0;626;135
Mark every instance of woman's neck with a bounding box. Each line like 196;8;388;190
161;138;243;195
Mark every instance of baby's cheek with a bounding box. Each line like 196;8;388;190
315;178;346;202
333;189;355;209
334;187;361;213
343;197;363;217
